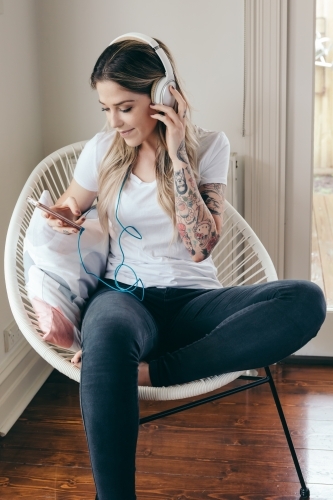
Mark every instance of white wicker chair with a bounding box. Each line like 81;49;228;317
4;142;310;499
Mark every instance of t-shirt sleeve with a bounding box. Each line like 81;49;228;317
73;131;115;192
199;131;230;186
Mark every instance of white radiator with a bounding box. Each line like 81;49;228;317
225;153;244;216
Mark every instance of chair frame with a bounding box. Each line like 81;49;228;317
139;367;310;499
5;141;309;499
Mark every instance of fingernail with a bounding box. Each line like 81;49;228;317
75;211;81;215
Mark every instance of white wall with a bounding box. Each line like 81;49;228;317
0;0;43;364
36;0;245;158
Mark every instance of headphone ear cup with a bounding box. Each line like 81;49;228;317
152;77;176;107
151;79;161;104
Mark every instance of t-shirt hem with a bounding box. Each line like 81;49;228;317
103;272;223;290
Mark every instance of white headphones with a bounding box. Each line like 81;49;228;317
109;32;176;107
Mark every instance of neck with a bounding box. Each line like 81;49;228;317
139;129;159;155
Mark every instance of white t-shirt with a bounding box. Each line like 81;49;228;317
74;126;230;289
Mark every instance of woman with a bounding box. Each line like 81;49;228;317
44;35;326;500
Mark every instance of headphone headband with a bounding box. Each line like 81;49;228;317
109;32;176;106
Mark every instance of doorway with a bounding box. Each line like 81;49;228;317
312;0;333;311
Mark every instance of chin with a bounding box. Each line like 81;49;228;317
124;138;142;147
123;133;144;146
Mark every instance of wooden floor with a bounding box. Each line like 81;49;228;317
1;364;333;499
312;193;333;308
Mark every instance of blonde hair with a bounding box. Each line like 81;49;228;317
90;38;199;237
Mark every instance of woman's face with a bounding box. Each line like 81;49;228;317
96;80;158;147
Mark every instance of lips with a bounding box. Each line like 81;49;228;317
119;128;134;136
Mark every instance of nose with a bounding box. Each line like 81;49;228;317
108;110;123;129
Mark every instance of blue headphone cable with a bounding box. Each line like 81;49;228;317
77;173;145;301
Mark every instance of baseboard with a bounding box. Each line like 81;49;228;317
0;340;53;437
279;355;333;366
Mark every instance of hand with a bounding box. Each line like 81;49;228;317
71;349;82;368
150;86;188;161
42;196;86;235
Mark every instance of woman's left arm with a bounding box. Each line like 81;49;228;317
171;148;225;261
150;86;226;262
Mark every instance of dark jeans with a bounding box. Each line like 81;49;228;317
79;279;326;500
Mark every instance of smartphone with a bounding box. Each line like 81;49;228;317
26;196;83;231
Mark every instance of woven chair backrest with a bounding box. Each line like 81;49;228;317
5;142;278;389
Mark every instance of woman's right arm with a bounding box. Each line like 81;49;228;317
42;178;97;234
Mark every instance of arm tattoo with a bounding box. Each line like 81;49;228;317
174;168;188;195
199;183;225;217
176;140;188;164
177;223;196;255
174;164;225;258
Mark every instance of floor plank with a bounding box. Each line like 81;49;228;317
0;365;333;499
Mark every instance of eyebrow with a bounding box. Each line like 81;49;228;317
98;99;135;106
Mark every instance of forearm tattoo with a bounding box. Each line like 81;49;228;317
174;163;225;258
174;168;188;195
199;183;225;217
176;140;189;164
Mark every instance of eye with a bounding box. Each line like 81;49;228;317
101;107;109;112
120;107;132;113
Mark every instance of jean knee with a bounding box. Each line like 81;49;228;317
288;280;326;335
81;292;157;359
83;311;137;352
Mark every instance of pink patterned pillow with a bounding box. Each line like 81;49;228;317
31;297;78;349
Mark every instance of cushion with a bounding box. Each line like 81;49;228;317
23;190;109;351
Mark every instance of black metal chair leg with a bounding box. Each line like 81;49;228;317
264;366;310;499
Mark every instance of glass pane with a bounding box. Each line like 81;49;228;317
312;0;333;310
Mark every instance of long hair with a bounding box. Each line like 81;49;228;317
90;38;199;236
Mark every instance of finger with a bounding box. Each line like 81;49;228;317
169;86;187;119
61;197;81;217
52;226;79;235
46;217;61;228
71;350;82;363
54;215;85;227
47;214;85;230
150;113;174;126
46;215;64;227
71;357;81;367
59;215;86;226
169;85;186;105
150;103;178;123
76;215;86;225
71;351;82;368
